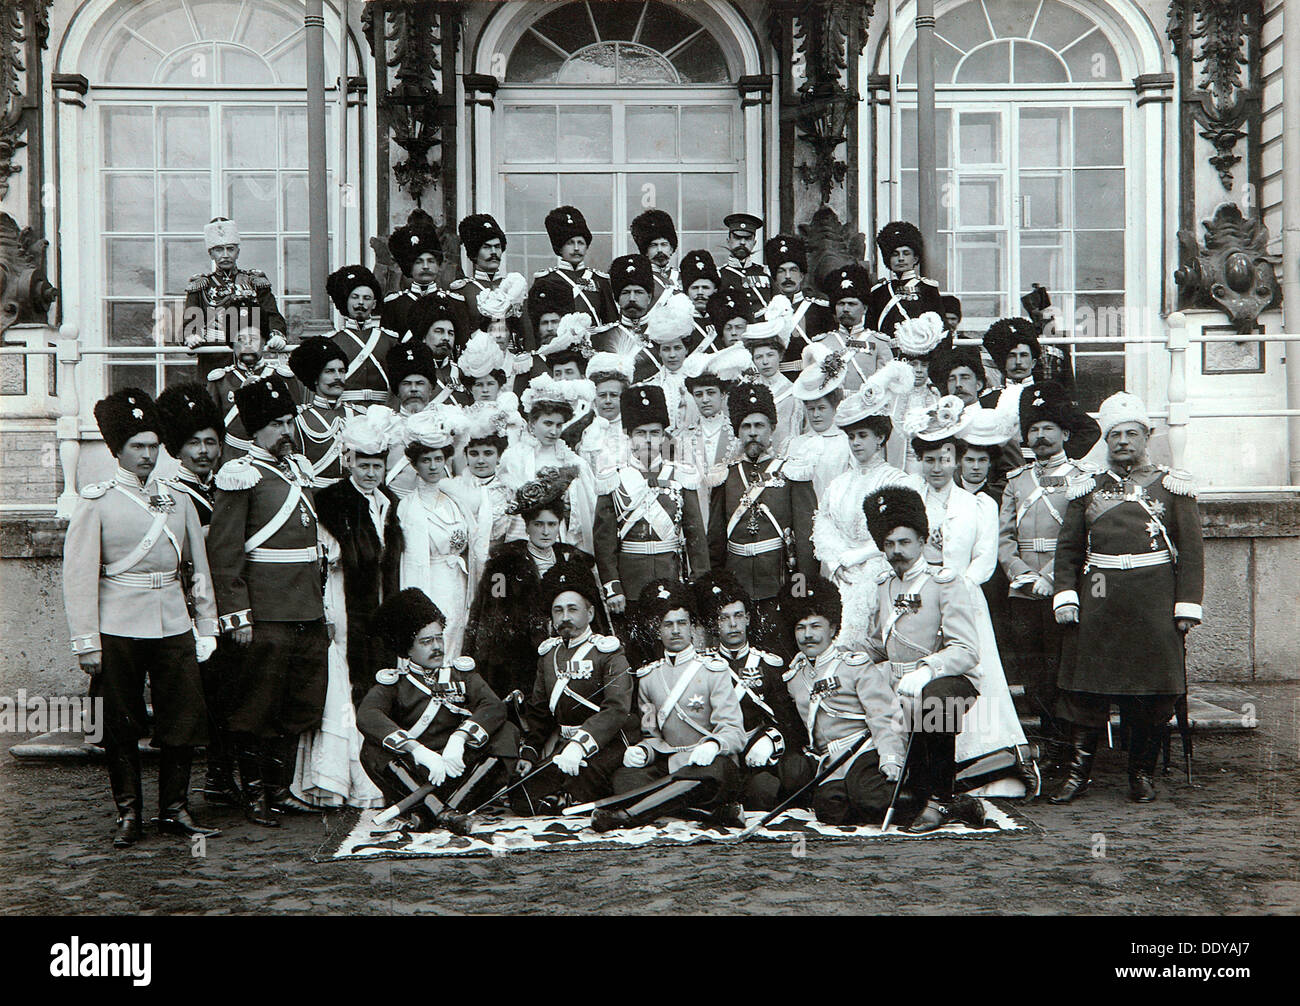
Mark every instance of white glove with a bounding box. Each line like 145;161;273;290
897;667;930;699
265;333;288;353
184;332;204;350
622;745;650;769
689;740;720;767
553;742;585;777
194;635;217;663
441;735;467;778
745;736;775;768
410;746;446;787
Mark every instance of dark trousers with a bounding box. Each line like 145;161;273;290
743;751;815;811
199;638;239;774
907;675;979;804
96;633;208;748
227;619;328;738
812;749;918;825
512;740;627;814
1006;596;1064;739
1057;690;1178;732
611;753;741;817
360;725;519;812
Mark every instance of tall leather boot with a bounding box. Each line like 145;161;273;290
906;734;985;833
1128;724;1160;803
158;747;221;838
267;734;320;814
1049;725;1100;804
592;778;701;833
199;728;240;806
238;738;279;828
106;741;143;849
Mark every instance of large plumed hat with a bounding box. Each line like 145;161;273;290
586;351;635;386
156;381;224;457
645;292;694;346
404;405;463;452
638;578;696;625
388;213;442;275
477;273;528;322
537;312;597;370
835;360;914;429
521;373;595;416
202;217;238;249
864;486;929;549
404;291;463;343
727;380;777;433
326;265;382;316
387;340;439;386
233;374;297;435
609;254;654;300
540;559;602;610
928;345;986;394
764;234;807;273
893;311;948;359
902;394;971;444
680;250;720;290
630;209;677;254
791;343;850;402
706;288;751;333
683;342;753;392
456;330;508;381
876;220;925;266
958;403;1019;448
983;317;1041;366
341;405;403;456
1018;381;1081;440
95;387;165;456
506;464;578;519
1097;391;1152;439
288;336;348;390
462;398;519;449
371;588;447;656
544;205;592;255
620;383;670;432
821;264;873;305
458;213;507;259
778;575;843;631
742;295;796;350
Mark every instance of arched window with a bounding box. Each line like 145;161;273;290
886;0;1134;409
487;1;751;277
69;0;359;398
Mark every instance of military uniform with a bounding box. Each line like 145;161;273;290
779;293;835;375
815;325;894;392
451;271;536;349
207;359;296;458
717;255;772;317
534;263;616;325
357;657;518;814
784;644;905;823
431;360;474;407
296;396;360;487
380;282;465;343
674;415;738;526
866;274;945;340
184;267;287;348
330;318;400;406
650;268;681;310
592;318;659;383
714;644;812;811
513;629;634;813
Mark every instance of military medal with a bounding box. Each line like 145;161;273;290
299;501;311;527
147;494;175;514
894;593;922;616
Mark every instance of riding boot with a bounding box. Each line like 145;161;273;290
1049;725;1100;804
1128;724;1159;803
157;746;221;838
106;741;143;848
199;729;240;806
266;734;320;814
238;738;278;828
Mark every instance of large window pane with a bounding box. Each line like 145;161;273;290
1073;169;1124;229
162;239;209;296
626;106;678;162
1074;108;1124;166
503;173;557;231
557;43;617;84
954;232;1006;293
108;364;158;396
159;107;210;169
958;176;1003;227
1019;174;1065;229
1013;41;1068;83
956;42;1011;84
1019;232;1067;292
106;239;156;296
282;173;309;231
160;173;211;231
558;106;612;163
280;108;307;169
223;107;277;170
283;237;310;296
958;112;1001;165
1075;231;1124;290
104;174;155;232
102;108;155;168
1019;108;1069;168
226;173;278;231
239;238;278;282
628;173;680;225
681;174;731;232
558;175;613;231
681;106;733;162
502;106;558;163
619;44;677;84
106;302;157;347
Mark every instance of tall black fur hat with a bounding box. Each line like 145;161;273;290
864;486;929;550
609;254;654;300
727;380;777;434
638;578;697;626
544;206;592;255
620;383;670;432
680;249;720;291
540;559;602;610
386;339;439;386
94;388;165;456
156;381;224;457
1019;380;1082;440
694;569;754;623
778;575;843;631
876;220;925;266
458;213;507;260
371;588;447;656
232;374;296;435
928;346;987;394
764;234;807;273
630;209;677;254
388;213;442;275
983;317;1042;366
326;265;383;316
288;336;348;390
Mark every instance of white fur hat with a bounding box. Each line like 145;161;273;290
1097;391;1151;438
203;217;239;248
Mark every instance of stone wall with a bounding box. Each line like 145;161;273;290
0;425;61;508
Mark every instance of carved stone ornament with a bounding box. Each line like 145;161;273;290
1;0;53;202
0;212;59;334
1174;203;1281;333
797;206;867;288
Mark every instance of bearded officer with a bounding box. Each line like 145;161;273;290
183;217;287;351
288;336;358;487
820;264;894;390
1050;393;1204;805
630;209;680;307
207;374;328;826
64;389;220;847
511;561;634;815
597;254;662;383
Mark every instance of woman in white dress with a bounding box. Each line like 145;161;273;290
889;312;947;473
392;407;488;660
448;398;524;551
580;351;635;493
786;342;853;500
498;373;598;554
812;361;921;647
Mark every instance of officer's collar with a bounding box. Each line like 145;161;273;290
1005;374;1034;387
892;269;919;283
472;269;498;283
174;466;212;489
838;322;866;338
665;644;696;666
898;555;929;582
1035;450;1068;471
561;627;593;648
114;467;153;492
556;260;585;272
408;281;439;295
619;314;646;332
1108;458;1151;479
725;253;750;269
718;643;750;662
343;316;379;330
310;394;341;410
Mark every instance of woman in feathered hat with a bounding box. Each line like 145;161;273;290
387;405;487;661
889;310;949;470
785;343;852;499
810;361;923;645
448;396;524;552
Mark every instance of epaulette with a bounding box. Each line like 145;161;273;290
383;290;404;302
538;637;562;655
634;658;663;678
876;567;894;584
1066;474;1096;500
593;634;620;654
215;457;261;491
207;365;231;382
869;279;888;292
756;649;783;667
185;274;208;293
807;295;830;307
781;455;813;482
375;668;400;685
452;655;476;672
781;653;807;682
1073;459;1103;474
666;461;700;491
1006;462;1032;479
919;277;941;289
840;650;871;666
270;361;294;379
931;567;957;583
533;269;552;278
246;269;273;289
593;269;609;279
448;278;471;291
1160;467;1197;497
701;654;729;673
79;481;111;500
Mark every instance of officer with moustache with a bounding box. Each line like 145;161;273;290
289;336;358;487
207;319;296;460
381;213;463;340
630;209;680;307
866;221;945;339
820;265;894;391
328;264;399;406
532;206;616;324
679;250;721;352
598;254;662;383
766;235;834;377
183;217;287;351
452;213;534;348
716;213;772;317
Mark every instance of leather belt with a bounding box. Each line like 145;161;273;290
1019;538;1056;553
889;660;923;675
728;537;782;557
247;545;322;563
102;568;179;588
1086;549;1171;570
621;538;679;555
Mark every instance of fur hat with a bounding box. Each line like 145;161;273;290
544;206;592;255
764;234;807;273
683;342;753;392
609;254;654;300
893;311;948;359
928;346;986;395
95;387;165;456
680;250;720;290
404;291;462;344
694;569;753;623
202;217;238;249
233;374;297;435
778;575;843;631
1019;381;1080;440
371;587;447;656
506;464;578;519
341;404;402;456
983;317;1041;367
1097;391;1152;439
620;383;670;432
864;486;929;550
876;220;925;266
456;330;508;381
940;294;963;320
630;209;677;254
822;264;873;305
540;558;602;610
288;336;348;390
638;578;696;626
645;292;694;346
388;214;442;275
727;380;777;434
707;288;751;334
326;265;382;316
528;276;575;329
586;352;635;386
387;340;439;387
458;213;507;259
156;382;224;457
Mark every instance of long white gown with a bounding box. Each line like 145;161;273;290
498;430;598;554
812;455;923;647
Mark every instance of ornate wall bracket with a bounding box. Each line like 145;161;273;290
1174;204;1280;333
2;1;52;206
0;212;59;336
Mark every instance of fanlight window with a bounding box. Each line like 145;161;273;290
506;1;729;84
901;0;1122;85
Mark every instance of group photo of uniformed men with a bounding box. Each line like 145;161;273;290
64;194;1207;850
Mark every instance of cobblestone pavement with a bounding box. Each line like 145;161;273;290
2;683;1296;916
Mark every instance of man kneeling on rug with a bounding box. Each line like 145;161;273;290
593;580;747;832
357;588;519;833
510;560;635;815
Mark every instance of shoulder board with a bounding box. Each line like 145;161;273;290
1161;468;1197;497
1066;475;1097;501
920;277;940;289
215;457;261;491
869;279;888;292
808;295;830;307
633;658;663;678
207;365;231;382
756;649;783;668
383;290;404;302
593;269;609;279
782;653;807;682
700;655;729;673
781;456;813;482
1006;462;1032;479
876;567;894;584
79;481;111;500
446;290;466;302
840;651;872;666
448;278;471;291
245;269;272;289
594;634;620;654
375;668;400;686
668;462;700;490
452;655;476;672
538;637;562;655
1073;460;1103;474
186;274;208;293
931;568;957;584
533;269;553;278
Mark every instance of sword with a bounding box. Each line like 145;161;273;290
561;774;679;816
880;732;916;834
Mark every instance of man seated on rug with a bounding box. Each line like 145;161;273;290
356;588;519;834
592;580;747;833
510;561;635;816
779;575;912;826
